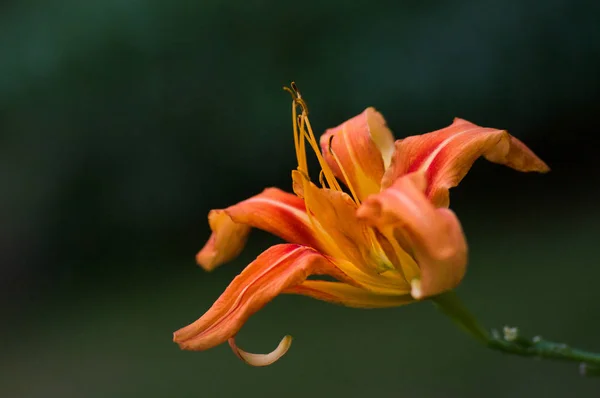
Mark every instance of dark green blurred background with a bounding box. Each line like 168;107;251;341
1;0;599;397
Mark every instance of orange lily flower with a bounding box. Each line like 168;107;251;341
173;84;549;366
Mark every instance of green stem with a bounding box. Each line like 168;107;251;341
432;291;600;377
431;290;489;344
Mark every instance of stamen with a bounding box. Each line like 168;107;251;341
327;135;361;204
290;82;309;115
297;112;308;173
284;83;311;174
285;82;341;192
318;170;327;189
380;227;421;284
299;114;342;191
365;229;396;274
284;82;364;265
282;86;296;100
290;81;299;93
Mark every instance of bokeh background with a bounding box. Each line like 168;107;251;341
1;0;599;397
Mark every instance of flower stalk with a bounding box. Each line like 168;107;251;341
433;292;600;377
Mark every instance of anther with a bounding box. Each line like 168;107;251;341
296;98;309;115
327;135;334;153
291;81;299;95
319;170;327;188
283;86;296;100
283;82;308;115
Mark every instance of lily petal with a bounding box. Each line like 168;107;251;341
286;280;413;308
196;210;251;271
357;172;468;299
174;244;360;356
381;118;550;207
228;335;292;367
319;107;395;200
196;188;322;271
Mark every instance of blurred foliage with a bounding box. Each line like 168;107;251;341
0;0;599;397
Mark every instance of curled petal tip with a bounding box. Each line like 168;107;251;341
196;210;251;272
196;188;320;272
382;119;550;207
173;333;189;350
410;279;423;300
228;335;293;367
196;246;218;272
538;161;551;173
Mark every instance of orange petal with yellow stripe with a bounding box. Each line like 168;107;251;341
286;280;413;308
382;118;550;208
196;188;322;271
319;107;395;201
174;244;360;361
357;172;468;299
